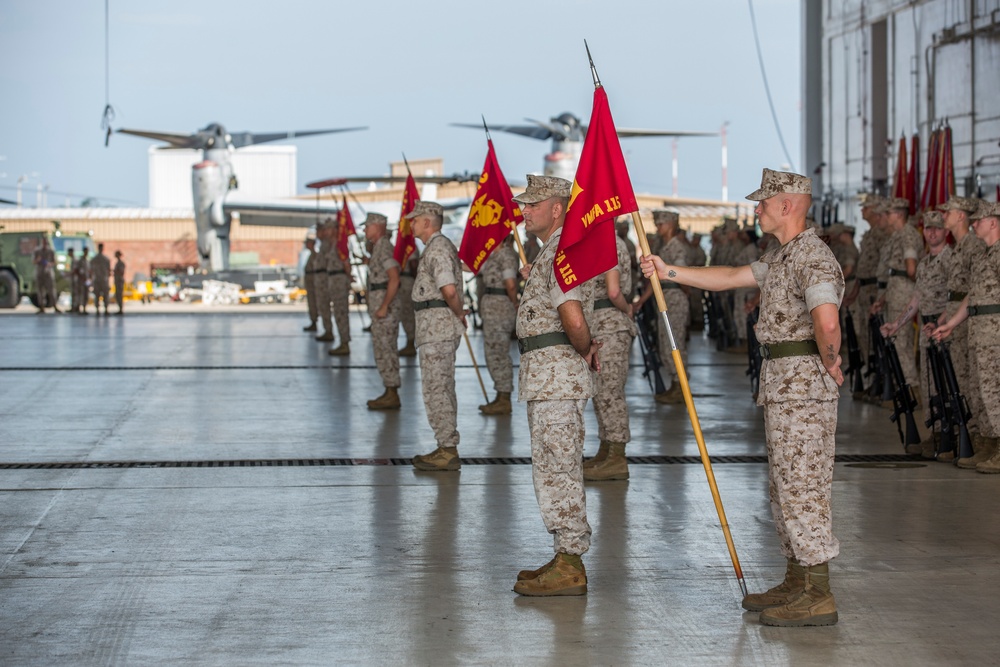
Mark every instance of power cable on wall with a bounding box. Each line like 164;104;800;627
747;0;796;172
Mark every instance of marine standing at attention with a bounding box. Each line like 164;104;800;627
642;168;845;626
512;175;600;597
314;221;336;343
363;212;403;410
477;234;520;416
90;243;112;316
302;236;320;332
113;250;125;314
408;201;467;472
33;237;59;313
326;225;352;357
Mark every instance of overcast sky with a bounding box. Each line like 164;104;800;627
0;0;801;208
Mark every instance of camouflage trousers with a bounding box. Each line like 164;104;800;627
36;271;56;308
592;330;632;443
330;274;352;344
93;280;109;310
481;295;516;393
852;284;878;365
527;399;591;555
418;338;461;448
918;328;939;430
368;289;400;388
114;279;124;310
886;288;918;386
973;341;1000;438
658;291;689;381
399;276;416;342
304;274;318;324
763;398;840;567
945;308;982;434
316;276;333;334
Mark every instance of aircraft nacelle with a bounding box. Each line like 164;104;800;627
543;139;583;181
191;155;234;271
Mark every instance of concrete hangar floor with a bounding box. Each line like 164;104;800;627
0;304;997;666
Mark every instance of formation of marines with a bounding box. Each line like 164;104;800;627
299;167;952;629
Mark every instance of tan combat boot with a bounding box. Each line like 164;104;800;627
517;555;558;582
315;331;334;342
975;439;1000;474
479;392;512;415
584;442;629;481
958;434;997;470
412;447;461;472
513;553;587;596
582;441;610;470
303;322;317;332
654;382;683;405
367;387;400;410
398;341;417;357
758;562;838;627
328;342;350;356
741;559;805;612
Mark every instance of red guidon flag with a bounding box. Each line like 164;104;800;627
458;140;523;274
393;173;420;265
555;86;638;292
335;195;355;262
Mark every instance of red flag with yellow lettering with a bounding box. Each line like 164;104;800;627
393;173;420;266
335;195;355;262
458;140;523;274
555;86;637;292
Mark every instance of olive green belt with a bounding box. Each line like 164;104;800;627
413;299;448;311
370;282;388;291
949;291;967;302
518;331;571;354
305;269;324;275
327;270;346;276
968;304;1000;316
758;340;819;360
484;287;508;296
888;268;912;280
858;277;877;286
877;281;888;289
594;298;615;309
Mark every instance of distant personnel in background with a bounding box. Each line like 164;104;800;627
687;232;707;331
33;237;59;313
76;247;91;315
363;213;403;410
615;217;639;302
398;250;419;357
113;251;126;315
477;234;520;416
302;237;320;332
66;248;78;313
326;225;352;357
90;243;112;315
314;221;336;343
408;201;467;472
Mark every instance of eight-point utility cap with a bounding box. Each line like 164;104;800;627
512;174;573;205
745;168;812;201
922;210;945;228
884;197;910;212
937;196;980;214
970;201;1000;221
363;212;388;226
652;209;679;225
404;200;444;220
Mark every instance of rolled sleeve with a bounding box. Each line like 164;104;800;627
435;270;457;289
551;283;582;308
805;282;841;311
751;260;769;288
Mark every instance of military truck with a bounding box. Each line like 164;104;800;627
0;229;96;308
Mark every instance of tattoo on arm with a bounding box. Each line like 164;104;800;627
667;269;676;278
826;345;836;363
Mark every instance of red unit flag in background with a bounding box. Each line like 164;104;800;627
458;140;523;274
393;173;420;266
336;195;355;262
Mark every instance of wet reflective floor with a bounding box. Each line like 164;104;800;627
1;307;998;665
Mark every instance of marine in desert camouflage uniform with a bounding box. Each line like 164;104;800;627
933;195;990;468
363;213;402;410
583;231;636;482
642;168;845;627
326;230;353;357
930;201;1000;474
634;209;689;404
871;198;924;390
477;235;520;416
89;243;112;315
844;195;887;383
313;222;336;343
398;250;419;357
407;201;467;472
880;211;951;456
302;237;320;332
511;175;600;597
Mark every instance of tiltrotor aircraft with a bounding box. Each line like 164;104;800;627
452;112;716;181
117;122;365;271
